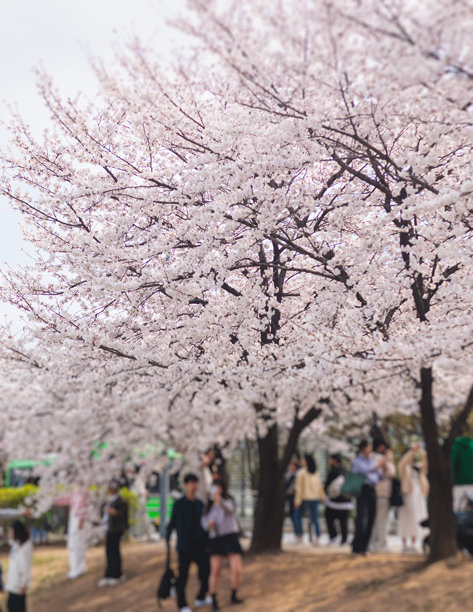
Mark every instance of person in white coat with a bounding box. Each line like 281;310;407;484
371;440;396;552
398;441;429;552
5;521;33;612
55;484;89;579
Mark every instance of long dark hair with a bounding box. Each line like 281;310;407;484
304;454;317;474
12;520;29;545
206;479;233;514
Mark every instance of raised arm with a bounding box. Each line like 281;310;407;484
221;498;235;515
0;508;24;520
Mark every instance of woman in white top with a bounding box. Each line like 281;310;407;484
6;520;33;612
55;485;89;579
398;442;429;552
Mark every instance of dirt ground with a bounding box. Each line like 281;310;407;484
1;540;472;612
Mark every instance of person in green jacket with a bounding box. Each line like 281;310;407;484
451;426;473;511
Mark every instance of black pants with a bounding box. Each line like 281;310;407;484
177;548;210;609
105;531;123;578
325;507;349;543
352;485;377;554
7;593;26;612
287;495;296;532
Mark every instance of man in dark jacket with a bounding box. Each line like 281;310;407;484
167;473;211;612
98;481;129;587
324;454;353;545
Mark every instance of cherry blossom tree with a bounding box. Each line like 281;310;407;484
2;0;473;558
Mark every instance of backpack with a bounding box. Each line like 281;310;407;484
390;477;404;507
327;474;345;499
157;544;177;607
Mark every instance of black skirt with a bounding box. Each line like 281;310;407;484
209;532;243;556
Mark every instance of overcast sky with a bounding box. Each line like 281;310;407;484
0;0;186;324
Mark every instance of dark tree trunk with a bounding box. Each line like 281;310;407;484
419;367;458;563
250;407;322;553
250;424;286;553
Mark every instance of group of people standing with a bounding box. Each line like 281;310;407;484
351;438;428;555
285;453;352;547
2;429;471;612
0;480;129;612
285;438;430;555
166;448;243;612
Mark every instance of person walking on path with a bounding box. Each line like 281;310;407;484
294;454;325;544
55;483;89;579
324;454;352;546
4;521;33;612
352;440;385;555
203;479;244;611
451;425;473;511
166;473;212;612
398;441;429;552
370;440;396;552
98;481;129;587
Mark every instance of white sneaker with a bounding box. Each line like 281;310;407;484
98;577;112;587
68;570;87;579
107;578;120;586
180;608;193;612
195;595;213;607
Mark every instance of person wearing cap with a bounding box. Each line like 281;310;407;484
98;481;129;587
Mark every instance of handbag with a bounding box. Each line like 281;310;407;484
340;472;365;497
157;543;177;607
390;477;404;507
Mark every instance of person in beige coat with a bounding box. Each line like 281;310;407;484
371;440;396;552
398;441;429;552
294;454;325;544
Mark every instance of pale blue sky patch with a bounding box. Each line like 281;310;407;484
0;0;185;324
